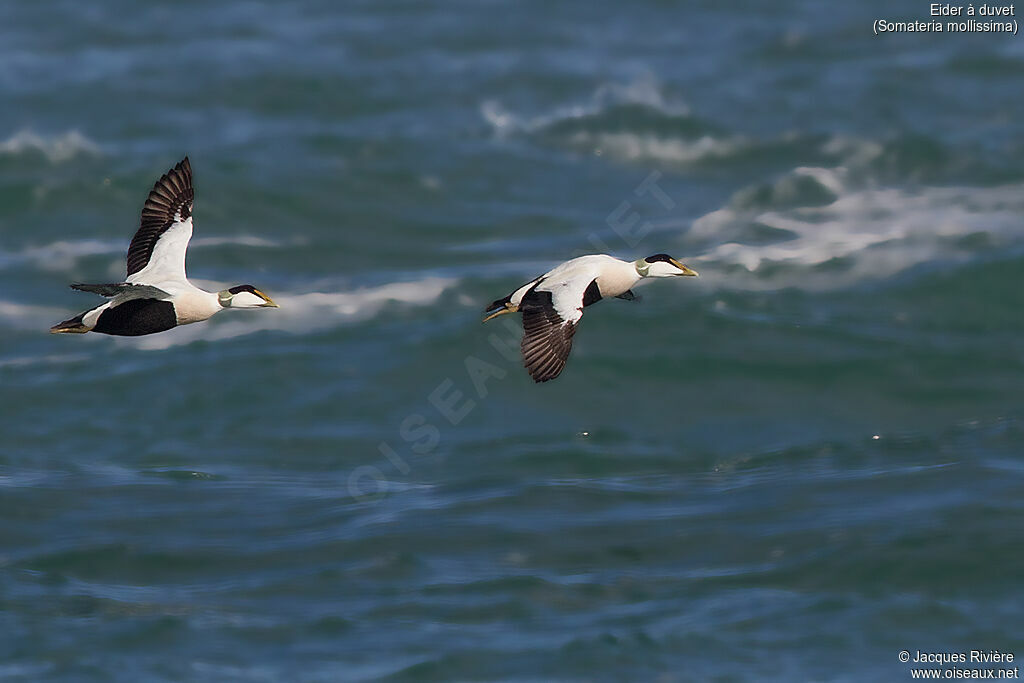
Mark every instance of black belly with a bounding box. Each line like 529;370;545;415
93;299;177;336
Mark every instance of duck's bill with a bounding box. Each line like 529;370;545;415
669;259;699;277
255;290;279;308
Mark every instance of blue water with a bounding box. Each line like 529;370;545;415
1;2;1023;681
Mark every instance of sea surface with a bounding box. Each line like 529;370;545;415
1;2;1023;681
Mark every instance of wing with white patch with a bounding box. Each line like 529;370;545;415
125;157;194;286
520;265;601;382
535;260;604;323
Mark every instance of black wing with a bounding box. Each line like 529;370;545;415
126;157;194;277
520;288;579;383
71;283;170;299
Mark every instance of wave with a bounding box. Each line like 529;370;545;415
534;122;906;171
130;277;457;350
481;74;689;137
684;167;1024;290
479;79;861;169
0;239;124;272
0;235;285;273
481;73;798;166
569;130;751;165
481;92;756;167
0;351;92;369
480;77;965;177
0;301;71;331
0;130;101;163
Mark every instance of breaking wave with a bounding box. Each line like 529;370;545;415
0;301;70;331
480;75;817;167
684;166;1024;290
0;235;286;273
0;130;101;163
481;75;689;137
480;77;964;176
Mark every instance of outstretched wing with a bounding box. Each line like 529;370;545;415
519;271;599;383
125;157;194;285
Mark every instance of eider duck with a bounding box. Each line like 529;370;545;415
483;254;698;382
50;157;278;337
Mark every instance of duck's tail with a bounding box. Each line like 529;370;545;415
50;312;91;334
483;294;519;323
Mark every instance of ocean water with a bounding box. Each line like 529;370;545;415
1;1;1023;681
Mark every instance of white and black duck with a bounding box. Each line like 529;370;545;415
483;254;698;382
51;157;277;337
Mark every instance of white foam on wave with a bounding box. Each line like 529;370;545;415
573;131;749;165
0;239;125;272
130;277;457;350
481;74;688;137
0;300;70;331
686;166;1024;290
568;128;886;169
479;78;876;168
0;235;285;273
0;130;101;163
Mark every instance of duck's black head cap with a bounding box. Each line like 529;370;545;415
644;253;675;264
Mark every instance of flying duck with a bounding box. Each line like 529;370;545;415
50;157;278;337
483;254;698;382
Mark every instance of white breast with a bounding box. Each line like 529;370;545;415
171;288;221;325
594;259;640;297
